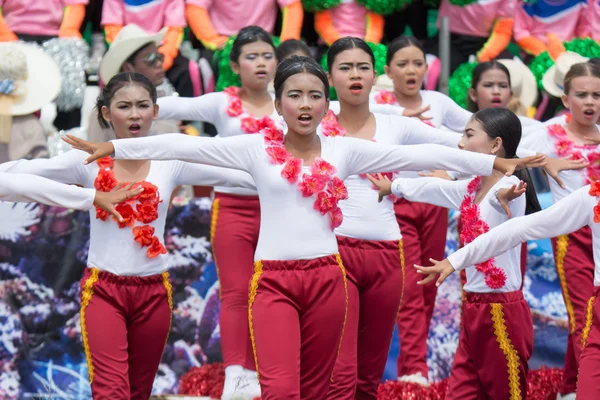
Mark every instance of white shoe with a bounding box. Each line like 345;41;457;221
556;393;576;400
221;367;261;400
398;372;430;387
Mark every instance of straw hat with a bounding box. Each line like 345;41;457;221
497;57;538;109
0;42;61;116
542;51;589;98
100;24;166;84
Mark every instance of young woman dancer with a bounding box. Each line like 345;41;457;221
0;72;257;400
322;37;465;400
369;107;540;399
413;181;600;399
63;56;543;400
518;61;600;399
0;173;142;218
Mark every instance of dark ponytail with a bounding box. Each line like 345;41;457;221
472;108;541;215
96;72;157;129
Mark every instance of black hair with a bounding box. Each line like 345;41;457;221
467;61;512;112
276;39;312;62
274;55;329;100
589;58;600;67
472;108;541;215
230;25;275;63
563;62;600;94
386;35;426;65
96;72;157;129
326;37;374;72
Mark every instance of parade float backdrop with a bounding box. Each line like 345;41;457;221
0;192;567;399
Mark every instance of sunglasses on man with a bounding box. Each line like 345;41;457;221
142;52;164;66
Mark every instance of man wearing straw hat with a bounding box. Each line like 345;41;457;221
0;42;61;164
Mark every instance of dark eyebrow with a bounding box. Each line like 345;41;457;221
464;128;474;133
338;62;371;67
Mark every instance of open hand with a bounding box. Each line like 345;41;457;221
62;135;116;165
366;173;392;202
414;258;455;287
496;181;526;218
94;183;143;222
543;155;589;189
402;105;433;121
494;154;546;177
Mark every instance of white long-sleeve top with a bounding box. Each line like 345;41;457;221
392;175;525;293
0;151;256;276
0;173;95;210
111;134;496;261
521;124;600;203
330;113;462;241
157;92;278;197
448;185;600;286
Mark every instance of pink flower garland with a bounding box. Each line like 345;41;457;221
459;176;507;290
224;86;277;134
262;127;348;230
547;124;600;184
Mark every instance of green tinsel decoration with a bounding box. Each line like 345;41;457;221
529;51;553;91
448;61;477;109
215;36;281;92
301;0;342;12
448;0;478;5
356;0;412;15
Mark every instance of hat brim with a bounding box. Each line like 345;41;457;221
497;59;539;109
0;42;61;116
372;74;394;92
542;64;564;98
99;28;166;84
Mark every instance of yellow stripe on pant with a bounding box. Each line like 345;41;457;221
80;268;100;384
248;260;264;380
490;303;522;400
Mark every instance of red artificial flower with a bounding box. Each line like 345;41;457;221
321;120;346;137
422;120;435;127
547;124;566;139
94;169;118;192
570;151;585;161
136;200;160;224
137;181;160;202
589;181;600;196
314;191;336;215
587;151;600;166
113;203;136;228
97;157;114;170
311;158;336;177
258;116;276;131
94;206;109;221
475;259;494;274
586;167;600;184
387;193;399;203
484;266;507;289
322;110;336;123
330;206;343;230
467;176;481;194
147;236;167;258
374;89;396;105
594;203;600;223
327;176;348;200
460;204;479;224
554;138;572;158
298;173;327;197
281;157;303;184
263;127;284;145
240;116;260;133
224;86;239;96
133;225;155;247
265;145;290;164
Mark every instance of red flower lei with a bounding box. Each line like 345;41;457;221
548;124;600;184
589;181;600;223
262;126;348;230
459;176;507;290
94;158;167;259
224;86;276;134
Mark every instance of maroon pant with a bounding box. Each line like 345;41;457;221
576;286;600;398
447;291;533;400
249;255;347;400
394;199;447;378
551;227;595;395
326;237;404;400
211;192;260;370
80;267;172;399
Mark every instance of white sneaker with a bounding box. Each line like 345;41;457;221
221;367;261;400
556;393;576;400
398;372;430;387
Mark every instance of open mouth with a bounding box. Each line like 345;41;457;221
584;109;595;117
298;114;312;126
255;70;267;78
406;78;417;88
129;123;141;135
349;83;363;93
491;97;503;106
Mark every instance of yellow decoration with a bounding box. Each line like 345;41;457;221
248;260;264;380
555;235;575;333
398;240;405;311
210;199;221;300
80;268;100;384
491;303;522;400
582;296;595;348
331;253;349;382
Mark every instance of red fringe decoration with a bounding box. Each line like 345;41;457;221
178;364;563;400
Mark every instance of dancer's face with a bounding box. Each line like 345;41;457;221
102;85;158;139
385;45;427;97
232;41;277;90
562;76;600;126
328;48;377;107
469;68;512;111
458;118;504;157
275;72;329;136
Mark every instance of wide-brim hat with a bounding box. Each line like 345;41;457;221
542;51;589;98
0;42;61;115
498;57;538;109
372;73;395;92
100;24;166;84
